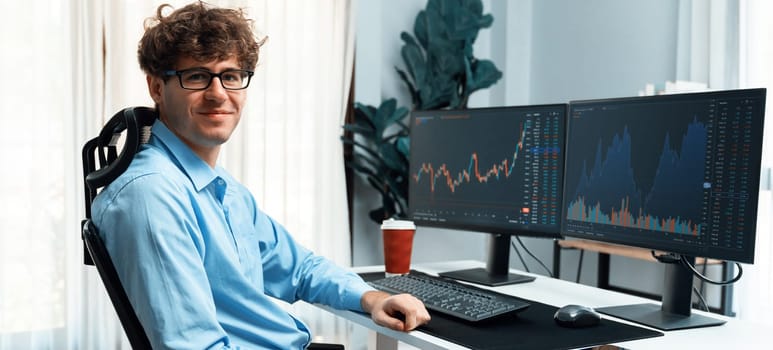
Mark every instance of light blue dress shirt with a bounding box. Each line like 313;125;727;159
91;120;374;349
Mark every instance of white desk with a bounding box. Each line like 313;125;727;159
318;260;769;349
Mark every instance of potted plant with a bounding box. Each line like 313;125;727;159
343;0;502;224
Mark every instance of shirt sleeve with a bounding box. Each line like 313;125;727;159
252;203;375;312
93;173;230;349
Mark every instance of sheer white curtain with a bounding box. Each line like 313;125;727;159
0;1;105;348
736;0;773;327
0;0;356;348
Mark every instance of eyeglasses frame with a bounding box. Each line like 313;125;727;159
163;68;255;91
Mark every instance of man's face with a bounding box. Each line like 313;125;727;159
148;56;247;160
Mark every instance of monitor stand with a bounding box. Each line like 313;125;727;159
596;256;726;331
439;233;536;286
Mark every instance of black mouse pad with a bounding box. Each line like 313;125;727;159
361;271;663;350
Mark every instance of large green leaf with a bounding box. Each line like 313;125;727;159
375;99;397;133
353;103;378;129
345;138;387;170
413;11;429;49
379;142;404;172
396;135;410;158
341;123;374;138
366;176;388;198
395;68;418;105
469;59;503;93
478;14;493;28
385;106;409;127
425;9;449;49
462;0;483;17
400;34;426;87
346;148;381;175
448;7;476;40
344;158;377;180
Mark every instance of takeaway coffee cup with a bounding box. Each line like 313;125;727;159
381;218;416;276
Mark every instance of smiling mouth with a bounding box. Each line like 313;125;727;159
200;111;232;117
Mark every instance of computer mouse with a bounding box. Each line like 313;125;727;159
553;304;601;328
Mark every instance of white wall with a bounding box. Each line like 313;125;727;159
353;0;727;308
529;0;679;102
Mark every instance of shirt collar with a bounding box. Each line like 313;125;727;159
150;119;222;192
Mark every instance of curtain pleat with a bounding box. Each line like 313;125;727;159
0;0;91;348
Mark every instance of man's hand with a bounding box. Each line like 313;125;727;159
361;290;431;331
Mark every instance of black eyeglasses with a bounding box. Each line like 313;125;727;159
163;68;254;90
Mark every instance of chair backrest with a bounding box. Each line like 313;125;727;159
81;106;157;349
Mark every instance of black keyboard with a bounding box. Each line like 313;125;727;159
368;272;530;322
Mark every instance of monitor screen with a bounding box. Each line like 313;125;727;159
408;104;566;285
562;88;766;329
562;88;765;263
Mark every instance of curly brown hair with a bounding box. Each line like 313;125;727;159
138;1;265;78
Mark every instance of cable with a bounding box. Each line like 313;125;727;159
680;255;743;286
576;249;585;283
692;286;710;312
510;239;530;273
514;236;554;278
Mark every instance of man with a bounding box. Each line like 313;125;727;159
91;2;430;349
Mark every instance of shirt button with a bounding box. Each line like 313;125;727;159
218;179;225;186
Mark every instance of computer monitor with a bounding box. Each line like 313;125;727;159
562;88;766;330
408;104;566;286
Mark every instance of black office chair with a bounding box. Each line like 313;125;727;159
81;107;344;350
82;106;156;349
